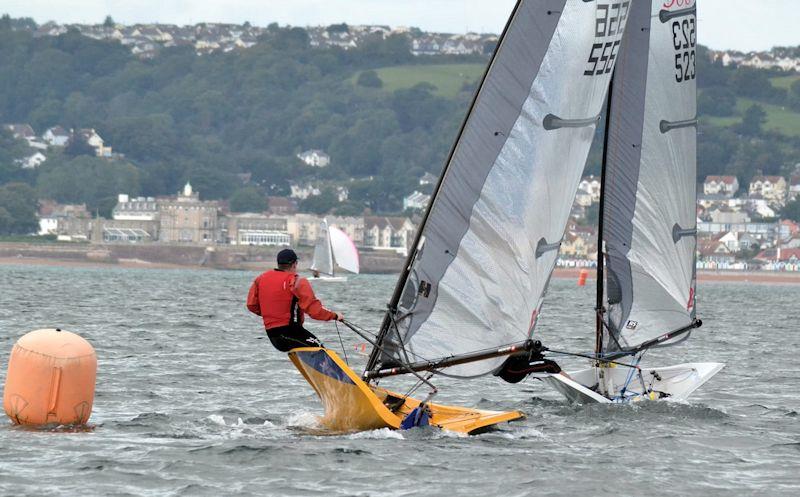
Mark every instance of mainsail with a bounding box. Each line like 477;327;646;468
329;225;360;274
367;0;631;377
310;219;334;276
601;0;698;356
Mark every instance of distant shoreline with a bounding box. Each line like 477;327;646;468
551;267;800;284
0;256;198;271
1;255;799;284
0;242;405;274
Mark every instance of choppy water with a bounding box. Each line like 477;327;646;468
0;264;797;496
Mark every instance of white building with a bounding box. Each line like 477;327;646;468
78;128;113;157
364;216;416;255
335;186;349;202
224;213;290;246
38;217;58;235
4;124;35;141
709;208;750;225
703;175;739;198
574;188;593;207
297;149;331;168
17;152;47;169
112;194;159;221
419;172;438;186
286;213;324;246
43;126;70;147
289;183;321;200
749;175;787;205
746;197;777;218
717;231;759;252
578;176;601;203
789;175;800;202
403;191;431;211
328;216;365;245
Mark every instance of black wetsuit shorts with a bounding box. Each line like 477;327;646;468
266;324;324;352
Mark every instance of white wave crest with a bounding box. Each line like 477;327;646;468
346;428;405;440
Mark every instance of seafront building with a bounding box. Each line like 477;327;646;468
32;175;800;271
222;213;290;246
39;183;414;254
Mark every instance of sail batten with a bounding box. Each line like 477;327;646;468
368;0;630;377
659;6;696;22
602;0;698;354
542;114;601;130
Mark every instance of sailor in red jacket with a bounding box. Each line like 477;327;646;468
246;248;344;352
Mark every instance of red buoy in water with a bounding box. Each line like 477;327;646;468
578;269;589;286
3;328;97;426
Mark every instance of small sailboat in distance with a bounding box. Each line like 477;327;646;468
540;0;724;403
289;0;633;434
309;219;360;282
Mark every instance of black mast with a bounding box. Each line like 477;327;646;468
364;0;525;377
595;75;615;358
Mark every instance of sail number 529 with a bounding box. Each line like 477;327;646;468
673;17;696;82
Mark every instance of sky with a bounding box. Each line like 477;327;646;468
2;0;799;52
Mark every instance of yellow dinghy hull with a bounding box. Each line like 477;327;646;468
288;347;523;435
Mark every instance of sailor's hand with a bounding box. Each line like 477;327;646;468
335;312;345;322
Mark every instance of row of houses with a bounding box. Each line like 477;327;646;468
39;183;417;255
21;21;499;59
711;48;800;72
294;172;798;216
32;22;261;58
3;123;114;166
702;174;799;205
37;180;800;269
698;219;800;268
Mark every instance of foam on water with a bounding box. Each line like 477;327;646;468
345;428;405;440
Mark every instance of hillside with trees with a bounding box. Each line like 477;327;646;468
0;17;799;232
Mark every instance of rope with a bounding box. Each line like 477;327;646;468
346;316;538;380
546;348;639;369
344;319;379;339
340;319;438;398
616;353;642;400
334;320;349;365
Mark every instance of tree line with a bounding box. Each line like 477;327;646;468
1;19;800;234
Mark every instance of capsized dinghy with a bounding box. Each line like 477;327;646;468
291;0;630;433
537;0;724;403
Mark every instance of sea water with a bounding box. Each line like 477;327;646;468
0;264;797;496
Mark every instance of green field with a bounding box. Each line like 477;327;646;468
354;63;485;98
703;96;800;137
702;74;800;136
360;63;800;135
770;74;800;90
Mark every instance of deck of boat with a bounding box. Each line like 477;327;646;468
288;347;523;434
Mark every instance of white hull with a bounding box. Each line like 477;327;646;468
540;362;724;404
309;276;348;282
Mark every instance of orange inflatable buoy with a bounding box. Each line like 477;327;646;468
578;269;589;286
3;328;97;426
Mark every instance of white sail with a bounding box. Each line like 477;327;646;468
329;225;360;274
310;219;334;276
368;0;631;376
602;0;698;353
